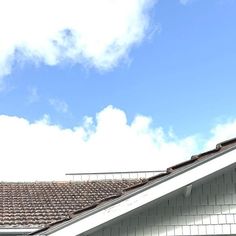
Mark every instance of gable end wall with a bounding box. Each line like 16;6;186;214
87;166;236;236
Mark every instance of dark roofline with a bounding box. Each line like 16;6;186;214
29;137;236;235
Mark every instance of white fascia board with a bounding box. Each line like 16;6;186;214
43;149;236;236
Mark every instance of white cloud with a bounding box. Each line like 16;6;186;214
49;98;69;113
0;106;199;181
204;119;236;150
0;105;234;182
0;0;154;78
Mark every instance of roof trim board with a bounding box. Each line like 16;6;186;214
35;140;236;236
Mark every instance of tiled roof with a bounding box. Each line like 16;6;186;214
0;179;143;229
1;137;236;234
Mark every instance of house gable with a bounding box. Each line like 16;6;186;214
87;164;236;236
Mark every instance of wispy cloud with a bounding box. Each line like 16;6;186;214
0;0;155;79
27;87;39;104
179;0;191;5
0;105;234;181
147;23;162;41
49;98;68;113
0;80;5;92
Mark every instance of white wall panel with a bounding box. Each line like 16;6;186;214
88;166;236;236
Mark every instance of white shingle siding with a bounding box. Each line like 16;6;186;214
88;167;236;236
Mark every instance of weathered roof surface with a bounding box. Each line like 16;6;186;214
0;179;143;229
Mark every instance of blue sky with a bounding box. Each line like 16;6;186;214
0;0;236;180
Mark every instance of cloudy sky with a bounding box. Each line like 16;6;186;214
0;0;236;181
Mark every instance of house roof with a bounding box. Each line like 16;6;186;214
29;137;236;235
1;137;236;235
